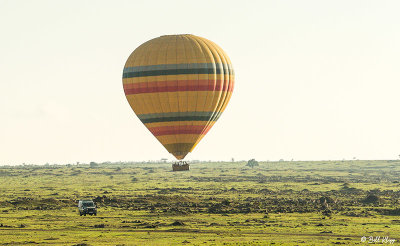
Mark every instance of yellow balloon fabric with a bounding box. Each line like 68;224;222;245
122;34;234;160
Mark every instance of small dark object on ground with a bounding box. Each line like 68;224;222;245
171;221;185;226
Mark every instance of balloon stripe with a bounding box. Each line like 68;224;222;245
123;63;233;72
123;79;232;89
148;125;211;135
124;81;233;94
144;120;212;128
140;116;217;124
138;111;215;119
123;74;235;84
150;125;205;131
123;68;231;78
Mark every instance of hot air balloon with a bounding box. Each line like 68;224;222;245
122;34;234;168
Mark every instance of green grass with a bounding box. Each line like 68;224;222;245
0;160;400;245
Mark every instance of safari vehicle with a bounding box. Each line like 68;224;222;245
78;199;97;216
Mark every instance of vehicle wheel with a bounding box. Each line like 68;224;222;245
84;213;86;216
80;213;82;216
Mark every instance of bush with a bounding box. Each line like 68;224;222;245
246;159;259;168
89;162;98;168
361;194;380;204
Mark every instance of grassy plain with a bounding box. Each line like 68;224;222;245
0;160;400;245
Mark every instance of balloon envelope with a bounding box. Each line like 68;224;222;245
122;34;234;160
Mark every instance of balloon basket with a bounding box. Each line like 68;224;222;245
172;161;190;171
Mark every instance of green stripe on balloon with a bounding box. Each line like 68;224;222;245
123;68;232;78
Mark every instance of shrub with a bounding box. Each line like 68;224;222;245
246;159;259;168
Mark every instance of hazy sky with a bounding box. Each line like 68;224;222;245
1;0;400;165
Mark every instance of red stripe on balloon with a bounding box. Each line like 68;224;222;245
148;125;212;136
123;80;233;95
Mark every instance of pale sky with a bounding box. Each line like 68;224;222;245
1;0;400;165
